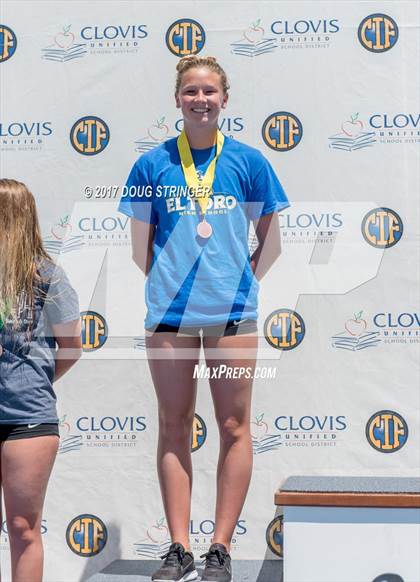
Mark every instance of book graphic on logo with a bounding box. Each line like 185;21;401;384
329;113;376;151
231;19;277;57
332;311;381;351
251;414;282;455
42;25;87;62
58;415;83;454
134;336;146;350
133;518;171;558
135;117;174;153
43;216;84;255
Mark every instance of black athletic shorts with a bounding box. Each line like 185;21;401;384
0;423;59;442
147;318;258;337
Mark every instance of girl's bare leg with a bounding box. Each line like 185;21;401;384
1;436;58;582
203;332;257;551
146;333;201;551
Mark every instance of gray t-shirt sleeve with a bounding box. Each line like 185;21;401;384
41;263;80;325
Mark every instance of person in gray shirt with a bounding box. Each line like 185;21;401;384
0;179;82;582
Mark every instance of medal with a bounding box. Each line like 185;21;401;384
177;129;224;238
196;220;213;238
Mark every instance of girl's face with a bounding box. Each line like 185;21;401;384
176;67;228;130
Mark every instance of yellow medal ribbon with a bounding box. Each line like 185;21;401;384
177;129;224;215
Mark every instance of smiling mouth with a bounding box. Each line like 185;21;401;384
192;108;210;113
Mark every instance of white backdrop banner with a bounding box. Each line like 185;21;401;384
0;1;419;580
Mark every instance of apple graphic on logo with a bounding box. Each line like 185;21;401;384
55;25;75;49
341;113;364;137
345;311;367;337
51;215;72;240
243;19;264;44
147;518;169;544
147;117;169;142
59;414;71;433
251;413;269;441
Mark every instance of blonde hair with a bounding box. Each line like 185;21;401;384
0;178;51;328
175;55;230;96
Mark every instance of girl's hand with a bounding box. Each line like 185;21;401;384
131;218;155;275
251;212;282;280
52;319;82;381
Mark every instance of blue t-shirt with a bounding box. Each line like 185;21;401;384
118;136;289;328
0;261;80;424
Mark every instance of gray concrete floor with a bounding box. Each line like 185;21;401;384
86;559;283;582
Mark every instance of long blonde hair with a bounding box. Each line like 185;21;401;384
0;178;51;328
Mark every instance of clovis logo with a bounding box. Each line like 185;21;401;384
135;116;173;153
331;311;381;351
42;24;148;61
330;112;420;149
329;113;376;151
251;413;347;454
231;19;277;57
42;25;87;62
58;415;83;455
43;215;85;255
134;516;246;557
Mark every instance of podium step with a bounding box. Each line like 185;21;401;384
86;559;283;582
275;476;420;507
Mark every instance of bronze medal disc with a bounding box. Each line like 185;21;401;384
196;221;213;238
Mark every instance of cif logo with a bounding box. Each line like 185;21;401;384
266;515;283;558
66;515;107;556
362;208;403;248
70;116;110;155
264;309;305;350
358;14;398;53
366;411;408;453
262;112;302;151
81;311;108;352
372;575;404;582
166;19;205;56
0;25;17;62
191;413;207;452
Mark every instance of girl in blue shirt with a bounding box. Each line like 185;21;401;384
119;56;289;582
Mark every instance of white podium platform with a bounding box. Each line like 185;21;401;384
86;559;283;581
275;476;420;582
